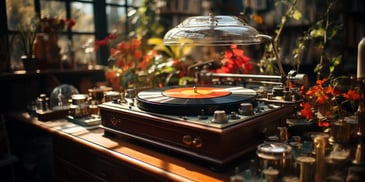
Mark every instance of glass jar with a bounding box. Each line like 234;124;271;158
69;94;90;118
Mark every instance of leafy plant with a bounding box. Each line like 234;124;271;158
17;17;39;58
291;0;343;79
258;0;303;75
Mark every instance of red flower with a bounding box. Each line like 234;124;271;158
39;17;75;33
299;76;360;125
300;102;314;120
66;18;76;29
94;33;117;51
342;89;360;101
212;44;252;74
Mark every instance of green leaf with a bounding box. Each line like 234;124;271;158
314;64;323;73
329;65;334;73
291;9;303;20
310;28;325;38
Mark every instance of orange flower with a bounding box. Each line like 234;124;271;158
133;49;143;59
316;78;327;86
105;69;118;81
316;94;329;104
318;120;330;127
130;38;141;49
305;85;319;96
138;50;156;70
299;77;357;123
110;48;119;57
342;89;360;101
251;15;264;24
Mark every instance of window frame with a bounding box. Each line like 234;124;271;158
1;0;140;70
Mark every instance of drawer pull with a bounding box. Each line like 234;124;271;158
111;116;121;126
192;137;202;148
182;135;193;145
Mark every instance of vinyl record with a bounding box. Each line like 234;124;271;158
136;85;257;116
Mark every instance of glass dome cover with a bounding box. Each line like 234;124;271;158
163;15;268;46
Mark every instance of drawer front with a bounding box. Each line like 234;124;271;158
54;137;166;182
55;157;106;182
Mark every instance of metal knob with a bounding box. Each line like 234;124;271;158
238;103;254;115
211;110;228;124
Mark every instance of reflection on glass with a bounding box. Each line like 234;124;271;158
128;0;144;6
71;2;94;32
72;35;96;68
107;6;127;33
106;0;126;5
40;0;66;18
8;35;24;70
58;35;75;69
6;0;36;30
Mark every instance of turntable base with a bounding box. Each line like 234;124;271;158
99;99;292;167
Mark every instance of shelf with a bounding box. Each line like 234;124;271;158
0;65;105;80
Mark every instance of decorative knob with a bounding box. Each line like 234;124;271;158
111;117;121;126
193;137;203;148
182;135;193;145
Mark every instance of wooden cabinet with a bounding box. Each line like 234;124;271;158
54;136;165;182
4;112;231;182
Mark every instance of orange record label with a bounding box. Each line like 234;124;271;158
163;87;231;99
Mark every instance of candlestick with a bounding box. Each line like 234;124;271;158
353;79;365;165
357;37;365;78
314;135;327;182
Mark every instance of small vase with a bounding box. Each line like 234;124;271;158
45;33;61;69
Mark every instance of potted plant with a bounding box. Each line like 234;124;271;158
17;17;39;71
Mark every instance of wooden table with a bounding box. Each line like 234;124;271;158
4;112;241;182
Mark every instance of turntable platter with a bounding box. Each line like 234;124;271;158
136;85;257;115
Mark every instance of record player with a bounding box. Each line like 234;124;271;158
99;15;306;168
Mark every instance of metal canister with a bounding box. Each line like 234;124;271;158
104;91;122;102
69;94;90;118
256;142;293;176
88;86;112;103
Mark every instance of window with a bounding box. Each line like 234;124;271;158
4;0;142;70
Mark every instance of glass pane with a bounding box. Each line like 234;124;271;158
106;0;126;5
71;2;95;32
72;35;97;67
6;0;36;30
128;0;143;6
107;6;126;33
58;35;75;69
40;0;66;18
9;34;24;70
